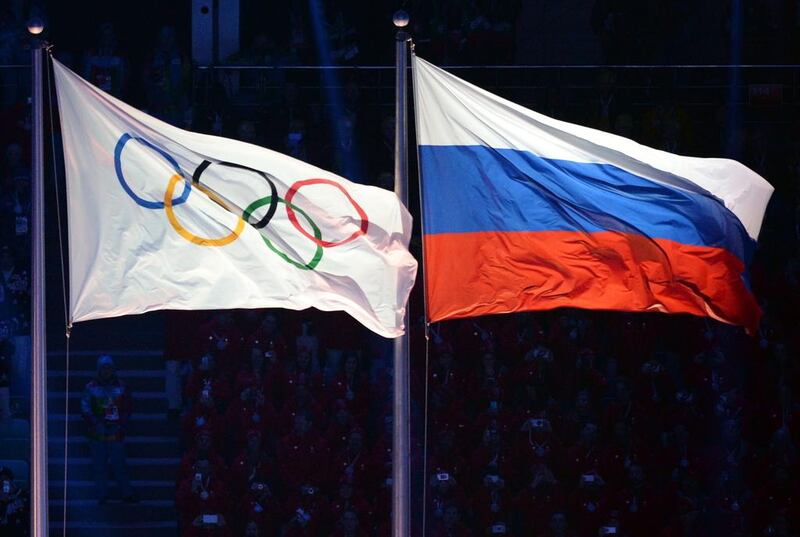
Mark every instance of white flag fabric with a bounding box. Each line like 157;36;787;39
53;58;417;338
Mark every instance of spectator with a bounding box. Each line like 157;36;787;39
79;355;136;504
248;313;288;363
331;428;368;488
471;469;512;531
0;248;29;408
615;464;662;534
329;353;368;421
176;458;232;537
233;344;269;396
295;316;320;370
143;25;188;124
284;119;308;161
82;21;128;98
182;391;225;452
330;509;366;537
199;311;245;375
539;511;576;537
278;412;329;491
329;476;371;525
430;504;470;537
178;428;227;486
1;144;30;244
0;320;13;420
241;520;261;537
226;384;275;452
281;484;329;537
186;353;232;409
240;485;279;535
569;470;608;535
515;462;565;534
230;429;276;497
164;310;207;420
235;120;261;146
328;114;365;184
284;347;324;400
0;466;28;537
0;9;24;106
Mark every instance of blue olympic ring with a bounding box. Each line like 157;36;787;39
114;133;191;209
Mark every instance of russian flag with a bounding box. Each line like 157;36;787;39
412;56;774;332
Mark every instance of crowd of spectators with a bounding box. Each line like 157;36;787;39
169;309;393;536
0;6;31;423
164;296;799;536
0;465;28;536
1;2;800;536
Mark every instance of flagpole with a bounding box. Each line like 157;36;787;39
30;37;50;537
392;10;411;537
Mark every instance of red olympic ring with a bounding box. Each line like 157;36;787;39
284;178;369;248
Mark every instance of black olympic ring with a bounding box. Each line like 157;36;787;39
192;160;279;229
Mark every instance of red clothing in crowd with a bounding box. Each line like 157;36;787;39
177;449;227;486
278;432;330;490
229;450;277;497
181;405;225;451
366;432;393;482
471;483;513;530
281;491;331;537
468;445;514;485
328;495;373;530
238;495;281;535
224;398;276;452
614;484;664;535
515;483;567;534
325;415;357;453
331;448;371;489
329;528;370;537
599;439;650;489
185;371;232;407
197;316;245;375
516;428;564;479
428;522;474;537
176;475;232;537
329;372;370;422
568;486;609;536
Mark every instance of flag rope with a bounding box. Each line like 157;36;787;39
411;44;435;535
421;333;430;534
410;48;431;336
45;48;72;536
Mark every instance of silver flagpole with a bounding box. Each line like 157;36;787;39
392;10;411;537
30;34;49;537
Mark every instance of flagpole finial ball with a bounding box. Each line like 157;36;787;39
27;17;45;35
393;10;410;28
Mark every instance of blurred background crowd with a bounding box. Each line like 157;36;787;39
1;0;800;536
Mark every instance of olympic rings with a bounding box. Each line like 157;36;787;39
284;178;369;248
114;133;372;268
193;160;279;229
243;197;324;270
164;174;246;247
114;133;190;209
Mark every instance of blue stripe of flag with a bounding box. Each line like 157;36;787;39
419;145;754;264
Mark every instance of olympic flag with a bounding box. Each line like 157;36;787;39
413;56;773;332
52;59;417;338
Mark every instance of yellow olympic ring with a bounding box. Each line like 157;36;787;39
163;174;246;247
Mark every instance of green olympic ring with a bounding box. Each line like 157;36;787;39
243;196;324;271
